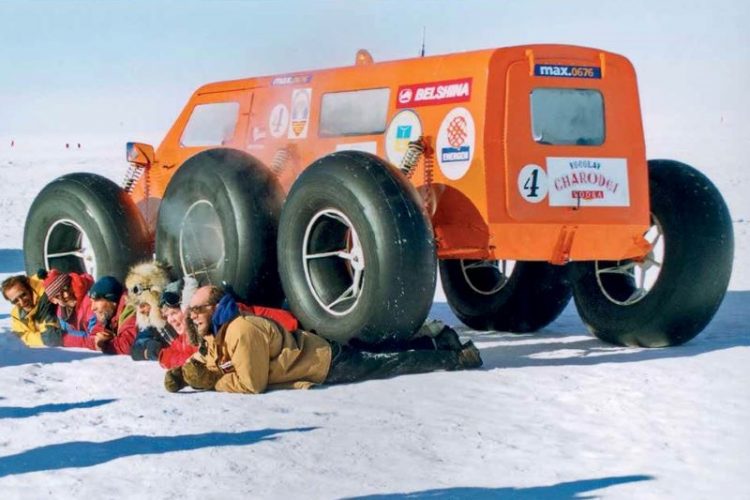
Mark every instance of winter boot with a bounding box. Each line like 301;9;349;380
458;341;483;369
433;325;464;351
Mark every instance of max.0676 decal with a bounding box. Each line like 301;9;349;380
385;110;422;165
534;64;601;79
436;107;475;180
288;88;312;139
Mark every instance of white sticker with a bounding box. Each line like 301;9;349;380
385;110;422;165
436;107;475;180
268;104;289;138
518;164;548;203
288;88;312;139
335;141;377;154
547;157;630;207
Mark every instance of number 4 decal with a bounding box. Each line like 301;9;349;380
518;164;548;203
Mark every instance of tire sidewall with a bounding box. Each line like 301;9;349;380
156;149;284;306
278;152;436;343
572;160;733;346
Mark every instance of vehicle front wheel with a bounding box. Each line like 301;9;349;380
23;173;150;281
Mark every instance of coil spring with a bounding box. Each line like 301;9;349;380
271;147;292;175
399;137;425;178
121;164;145;194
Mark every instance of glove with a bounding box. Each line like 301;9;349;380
164;367;187;393
182;359;222;390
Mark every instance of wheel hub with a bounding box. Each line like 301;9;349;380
44;219;96;276
302;208;365;316
595;215;664;306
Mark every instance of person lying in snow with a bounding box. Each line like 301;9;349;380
125;261;175;361
87;276;137;355
156;277;200;369
42;268;96;348
164;285;482;394
2;272;59;347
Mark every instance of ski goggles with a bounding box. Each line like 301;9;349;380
159;291;181;308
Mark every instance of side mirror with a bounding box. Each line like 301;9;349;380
126;142;155;167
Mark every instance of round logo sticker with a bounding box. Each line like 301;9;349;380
436;107;475;180
289;89;311;139
517;164;548;203
385;110;422;166
268;104;289;139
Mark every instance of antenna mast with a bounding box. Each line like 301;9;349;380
420;26;426;57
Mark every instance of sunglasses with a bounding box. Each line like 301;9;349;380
88;290;117;301
159;291;181;308
129;284;153;295
188;303;214;315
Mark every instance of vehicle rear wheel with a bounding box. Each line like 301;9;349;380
155;149;284;306
571;159;733;347
440;259;572;332
278;151;436;343
23;173;150;281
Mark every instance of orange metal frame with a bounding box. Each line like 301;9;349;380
129;44;651;264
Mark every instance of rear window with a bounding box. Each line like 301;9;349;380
180;102;240;147
530;88;604;146
319;88;390;136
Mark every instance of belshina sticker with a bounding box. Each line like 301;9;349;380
436;107;475;180
288;88;312;139
385;110;422;165
268;104;289;139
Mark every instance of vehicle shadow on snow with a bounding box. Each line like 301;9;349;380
430;291;749;369
0;249;24;273
0;427;317;478
346;474;653;499
0;398;116;419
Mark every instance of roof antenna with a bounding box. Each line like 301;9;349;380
420;26;426;57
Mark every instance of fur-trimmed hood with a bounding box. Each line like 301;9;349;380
125;261;171;330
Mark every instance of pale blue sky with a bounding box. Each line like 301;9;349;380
0;0;747;149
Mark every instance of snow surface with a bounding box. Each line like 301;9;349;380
0;137;748;499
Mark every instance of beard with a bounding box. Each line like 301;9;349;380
186;318;202;346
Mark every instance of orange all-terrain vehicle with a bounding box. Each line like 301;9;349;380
24;44;734;347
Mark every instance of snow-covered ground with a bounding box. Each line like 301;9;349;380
0;137;748;499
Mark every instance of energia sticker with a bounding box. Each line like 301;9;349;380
436;107;475;180
534;64;601;79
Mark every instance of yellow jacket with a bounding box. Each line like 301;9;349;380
10;275;59;347
204;314;332;394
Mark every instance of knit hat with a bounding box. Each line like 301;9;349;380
43;269;71;299
125;261;171;330
88;276;124;303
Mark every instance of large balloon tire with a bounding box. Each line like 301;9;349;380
155;149;284;306
572;159;734;347
278;151;436;344
23;172;151;281
440;259;572;332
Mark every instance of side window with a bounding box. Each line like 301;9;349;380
319;88;390;137
180;102;240;147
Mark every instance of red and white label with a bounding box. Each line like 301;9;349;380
396;78;472;108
